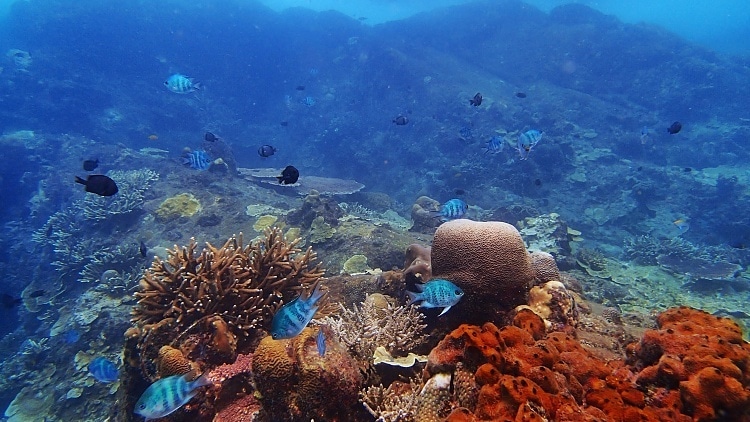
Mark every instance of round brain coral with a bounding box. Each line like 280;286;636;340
431;219;534;321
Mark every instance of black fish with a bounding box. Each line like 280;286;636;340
205;132;218;142
277;165;299;185
392;115;408;125
28;289;46;298
75;175;118;196
683;167;693;172
139;241;148;258
1;294;22;309
258;145;277;158
454;188;466;195
295;85;305;91
515;92;527;98
83;159;99;171
667;121;682;134
534;179;542;186
280;121;289;127
469;92;482;106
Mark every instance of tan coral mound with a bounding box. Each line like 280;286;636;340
431;219;534;321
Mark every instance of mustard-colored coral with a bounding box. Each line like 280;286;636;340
309;216;335;244
253;214;278;232
155;193;201;219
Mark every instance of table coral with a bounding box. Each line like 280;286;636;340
431;219;535;321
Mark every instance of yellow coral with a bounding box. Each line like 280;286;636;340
253;215;278;232
341;254;371;275
155;193;201;219
309;216;335;244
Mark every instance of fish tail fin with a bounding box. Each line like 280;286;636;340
193;82;203;90
189;373;213;390
74;176;86;185
405;290;421;305
308;282;327;304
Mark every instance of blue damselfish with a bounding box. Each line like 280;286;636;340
406;278;464;316
88;356;118;383
182;150;211;171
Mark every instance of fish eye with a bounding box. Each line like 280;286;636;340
138;404;146;410
455;290;463;295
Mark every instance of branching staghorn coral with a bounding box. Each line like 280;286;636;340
82;169;158;221
129;227;326;379
324;294;427;361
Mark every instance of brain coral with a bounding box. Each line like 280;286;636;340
431;219;534;321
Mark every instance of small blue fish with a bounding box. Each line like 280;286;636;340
517;129;542;160
88;357;119;383
134;373;211;420
484;135;505;154
308;68;319;76
271;283;327;339
300;96;316;107
316;326;326;357
164;74;201;94
438;199;468;221
406;279;464;316
182;150;211;171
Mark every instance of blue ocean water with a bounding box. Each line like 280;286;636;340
0;0;749;420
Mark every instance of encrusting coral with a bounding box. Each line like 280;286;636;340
128;227;325;380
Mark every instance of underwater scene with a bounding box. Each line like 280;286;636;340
1;0;750;420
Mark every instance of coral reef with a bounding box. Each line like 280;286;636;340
515;280;579;332
252;214;278;232
528;250;561;286
128;228;325;380
403;243;432;283
517;212;573;256
410;196;441;233
431;219;535;322
155;192;202;220
252;326;364;421
82;169;158;221
286;189;344;228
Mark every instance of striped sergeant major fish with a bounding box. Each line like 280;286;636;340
164;73;202;94
271;283;327;339
134;373;211;419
